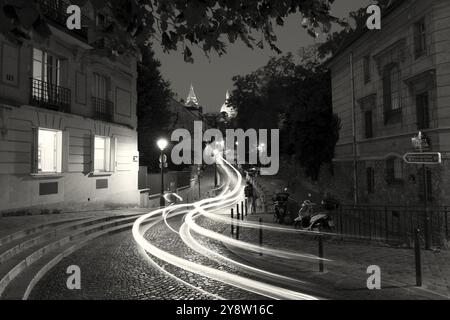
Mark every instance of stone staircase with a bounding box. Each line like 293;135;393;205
0;213;149;300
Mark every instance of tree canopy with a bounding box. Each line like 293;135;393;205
137;44;174;172
229;51;340;180
0;0;343;61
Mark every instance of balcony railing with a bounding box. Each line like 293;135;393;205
30;78;71;112
38;0;89;40
92;97;114;122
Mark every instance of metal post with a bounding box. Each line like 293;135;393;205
423;164;431;250
445;207;448;240
415;229;422;287
231;208;234;235
245;199;248;216
385;206;389;241
236;210;240;240
241;202;244;220
350;52;358;207
259;218;263;256
214;162;218;188
160;150;165;207
198;174;201;199
318;236;324;272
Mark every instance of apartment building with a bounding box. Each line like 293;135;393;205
0;1;139;213
328;0;450;206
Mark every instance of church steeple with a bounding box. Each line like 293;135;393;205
185;84;199;107
220;90;236;118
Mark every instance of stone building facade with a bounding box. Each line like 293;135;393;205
0;1;139;213
328;0;450;207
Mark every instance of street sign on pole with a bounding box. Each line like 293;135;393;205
159;154;168;164
403;152;442;165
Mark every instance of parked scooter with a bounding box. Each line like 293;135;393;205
294;200;335;232
273;190;290;224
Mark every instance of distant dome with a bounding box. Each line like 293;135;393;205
220;91;237;118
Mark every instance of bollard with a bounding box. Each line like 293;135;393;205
241;202;245;220
318;236;324;272
415;229;422;287
231;208;234;235
245;199;248;216
236;214;240;240
259;218;263;256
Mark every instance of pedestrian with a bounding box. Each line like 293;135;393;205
256;195;263;213
244;181;255;214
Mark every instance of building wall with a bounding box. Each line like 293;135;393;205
0;14;139;213
328;0;450;205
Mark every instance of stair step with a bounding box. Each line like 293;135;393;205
0;217;109;264
0;217;86;247
3;221;136;300
4;215;155;300
0;215;141;297
0;213;144;264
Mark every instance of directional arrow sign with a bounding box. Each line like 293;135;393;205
403;152;442;165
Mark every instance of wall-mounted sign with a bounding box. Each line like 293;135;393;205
403;152;442;165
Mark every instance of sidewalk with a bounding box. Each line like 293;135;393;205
228;212;450;299
229;175;450;299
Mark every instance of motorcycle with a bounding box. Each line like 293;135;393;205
294;200;335;232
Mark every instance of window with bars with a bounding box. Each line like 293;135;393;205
416;92;430;130
414;19;427;59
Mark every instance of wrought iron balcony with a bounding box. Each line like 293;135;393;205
30;78;71;112
38;0;89;41
92;97;114;122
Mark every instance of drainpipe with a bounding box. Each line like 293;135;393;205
350;52;359;207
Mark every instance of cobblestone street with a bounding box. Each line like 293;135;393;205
29;214;266;300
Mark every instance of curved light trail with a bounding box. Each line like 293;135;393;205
132;156;324;300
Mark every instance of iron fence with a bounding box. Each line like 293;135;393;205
30;78;71;112
92;97;114;122
329;205;450;248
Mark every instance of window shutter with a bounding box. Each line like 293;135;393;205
31;127;38;173
110;136;117;172
90;134;95;173
62;130;70;172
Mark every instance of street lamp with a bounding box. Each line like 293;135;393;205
157;138;168;207
213;148;220;187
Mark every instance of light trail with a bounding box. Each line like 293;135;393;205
132;156;321;300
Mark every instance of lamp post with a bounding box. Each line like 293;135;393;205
157;138;168;207
213;148;219;188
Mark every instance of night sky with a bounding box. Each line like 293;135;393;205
154;0;372;113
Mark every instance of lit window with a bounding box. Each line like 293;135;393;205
94;136;111;172
38;129;62;173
